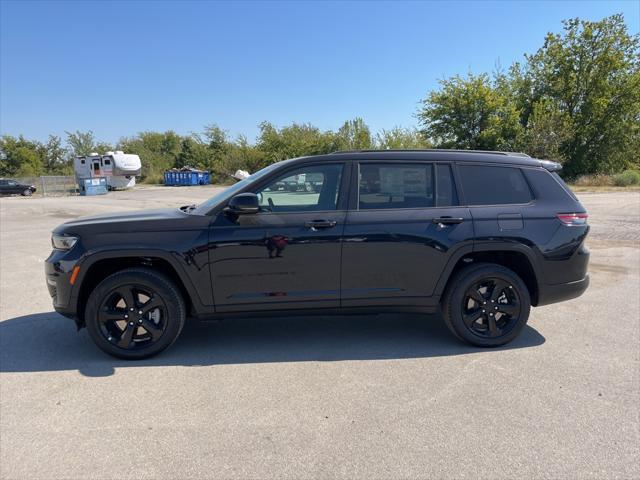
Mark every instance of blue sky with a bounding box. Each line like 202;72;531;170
1;0;638;144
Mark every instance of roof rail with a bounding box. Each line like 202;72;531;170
332;148;530;158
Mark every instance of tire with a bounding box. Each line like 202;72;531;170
84;268;186;359
442;263;531;347
22;189;32;196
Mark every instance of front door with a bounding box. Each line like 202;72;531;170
210;162;347;312
341;162;474;307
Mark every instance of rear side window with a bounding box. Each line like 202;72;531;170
359;163;434;209
459;165;532;205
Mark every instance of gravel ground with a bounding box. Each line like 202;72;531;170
0;187;638;479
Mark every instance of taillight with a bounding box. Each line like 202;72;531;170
556;213;588;225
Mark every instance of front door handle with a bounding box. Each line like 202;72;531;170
432;217;464;225
305;220;337;230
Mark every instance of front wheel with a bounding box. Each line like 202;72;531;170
442;263;531;347
22;189;32;196
85;268;186;359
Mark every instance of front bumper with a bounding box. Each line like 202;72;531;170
537;274;590;306
45;249;80;319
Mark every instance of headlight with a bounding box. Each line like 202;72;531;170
51;234;78;250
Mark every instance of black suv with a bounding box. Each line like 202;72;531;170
45;150;589;359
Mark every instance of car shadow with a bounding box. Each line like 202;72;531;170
0;311;545;377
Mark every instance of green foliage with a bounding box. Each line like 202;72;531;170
336;118;372;150
43;135;71;174
612;169;640;186
0;136;44;176
256;121;339;162
418;14;640;178
376;127;431;150
118;131;182;183
523;15;640;177
418;73;524;151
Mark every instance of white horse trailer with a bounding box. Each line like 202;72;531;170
74;151;142;190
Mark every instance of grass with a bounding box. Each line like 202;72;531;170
568;170;640;192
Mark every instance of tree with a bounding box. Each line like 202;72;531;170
118;130;183;182
256;121;337;161
43;135;69;174
375;127;431;149
0;135;44;176
521;99;571;162
65;130;97;157
522;15;640;176
336;118;372;150
201;124;232;174
417;73;523;151
175;136;211;170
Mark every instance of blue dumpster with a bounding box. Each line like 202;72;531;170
164;170;210;186
80;177;108;195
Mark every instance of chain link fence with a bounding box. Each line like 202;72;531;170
14;176;78;197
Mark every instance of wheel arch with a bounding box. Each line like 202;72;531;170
436;244;541;306
74;250;202;326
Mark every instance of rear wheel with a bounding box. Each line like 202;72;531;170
22;189;32;196
85;268;186;359
442;263;531;347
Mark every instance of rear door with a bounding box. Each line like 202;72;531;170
341;161;473;307
210;162;348;312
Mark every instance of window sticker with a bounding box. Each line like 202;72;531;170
379;167;428;197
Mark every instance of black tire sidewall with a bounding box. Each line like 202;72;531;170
443;263;531;347
85;269;186;359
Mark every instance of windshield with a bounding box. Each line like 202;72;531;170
190;162;282;215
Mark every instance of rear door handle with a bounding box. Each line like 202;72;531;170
432;217;464;225
305;220;337;229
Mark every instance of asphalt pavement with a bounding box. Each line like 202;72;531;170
1;187;638;479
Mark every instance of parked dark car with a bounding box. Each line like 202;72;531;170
0;179;36;196
45;150;590;359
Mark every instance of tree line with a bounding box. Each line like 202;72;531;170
1;14;638;182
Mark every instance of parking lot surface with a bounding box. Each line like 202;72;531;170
1;186;638;479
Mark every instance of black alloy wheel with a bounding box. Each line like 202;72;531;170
442;263;531;347
85;268;186;359
462;278;521;338
97;285;168;350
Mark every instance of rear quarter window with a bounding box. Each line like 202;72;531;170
459;165;532;205
551;172;578;201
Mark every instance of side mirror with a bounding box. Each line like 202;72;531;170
226;193;260;215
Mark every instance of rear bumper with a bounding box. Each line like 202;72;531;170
537;274;589;306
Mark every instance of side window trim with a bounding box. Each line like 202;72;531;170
434;162;459;208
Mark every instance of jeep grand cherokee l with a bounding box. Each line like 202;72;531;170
45;150;590;359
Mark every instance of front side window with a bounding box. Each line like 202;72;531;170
359;163;434;209
256;164;343;213
459;165;532;205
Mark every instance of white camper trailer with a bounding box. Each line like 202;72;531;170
74;151;142;190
